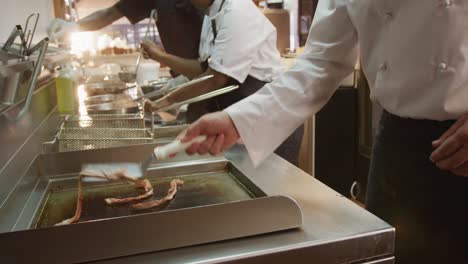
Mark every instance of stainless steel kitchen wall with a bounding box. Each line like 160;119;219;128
0;0;54;43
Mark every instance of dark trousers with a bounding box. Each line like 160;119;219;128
366;111;468;263
274;124;304;167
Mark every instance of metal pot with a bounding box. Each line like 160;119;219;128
83;82;134;95
86;100;140;115
84;94;118;106
118;71;136;83
119;65;137;83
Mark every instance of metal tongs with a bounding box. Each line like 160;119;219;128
156;85;239;113
135;75;214;101
24;13;40;52
2;26;27;55
135;9;158;77
17;37;49;118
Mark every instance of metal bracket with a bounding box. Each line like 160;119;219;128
2;25;28;56
24;13;40;51
17;38;49;119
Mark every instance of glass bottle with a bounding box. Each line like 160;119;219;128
56;67;76;115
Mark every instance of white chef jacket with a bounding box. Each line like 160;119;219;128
225;0;468;166
198;0;282;83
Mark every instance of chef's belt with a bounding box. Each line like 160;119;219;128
366;110;468;263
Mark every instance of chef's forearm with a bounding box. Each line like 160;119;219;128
158;53;204;79
78;7;123;31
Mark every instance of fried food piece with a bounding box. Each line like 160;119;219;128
104;179;153;205
132;179;184;210
157;111;177;122
55;169;154;226
55;175;84;226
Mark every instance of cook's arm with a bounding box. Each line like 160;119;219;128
225;0;359;166
78;7;123;31
47;6;123;39
141;39;204;79
157;53;205;80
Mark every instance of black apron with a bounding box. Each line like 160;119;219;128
366;110;468;263
186;0;248;122
186;0;304;166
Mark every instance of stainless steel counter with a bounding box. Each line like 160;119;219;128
0;78;394;263
87;145;394;264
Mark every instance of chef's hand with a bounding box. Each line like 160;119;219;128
141;39;166;61
143;98;171;113
179;111;240;156
47;19;79;40
431;115;468;176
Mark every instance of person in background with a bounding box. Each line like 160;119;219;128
177;0;468;263
47;0;202;63
140;0;304;167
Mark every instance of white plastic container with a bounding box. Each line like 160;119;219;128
136;62;160;85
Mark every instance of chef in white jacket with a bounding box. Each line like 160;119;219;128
142;0;304;166
180;0;468;263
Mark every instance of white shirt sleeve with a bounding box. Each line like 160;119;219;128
224;0;359;167
208;6;274;83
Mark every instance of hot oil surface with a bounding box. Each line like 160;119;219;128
35;171;257;228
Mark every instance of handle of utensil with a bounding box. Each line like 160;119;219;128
155;85;238;114
135;88;165;101
135;52;142;75
135;10;156;78
17;37;49;119
154;135;207;160
136;75;214;101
